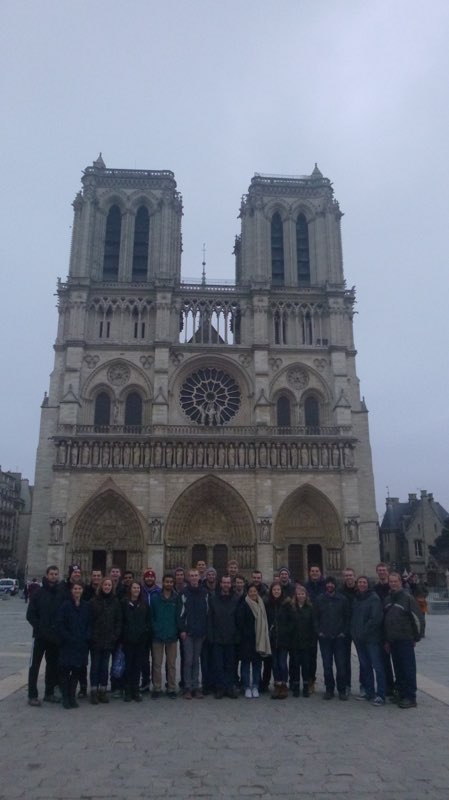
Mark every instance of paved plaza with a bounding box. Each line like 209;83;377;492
1;595;449;800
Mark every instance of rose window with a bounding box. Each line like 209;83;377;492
180;368;241;425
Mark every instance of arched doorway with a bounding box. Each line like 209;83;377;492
275;485;342;581
70;488;145;577
165;476;256;573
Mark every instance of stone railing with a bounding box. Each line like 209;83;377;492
57;423;348;438
53;436;356;472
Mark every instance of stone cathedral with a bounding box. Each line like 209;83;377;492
27;156;379;580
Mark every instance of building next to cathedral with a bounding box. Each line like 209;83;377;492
380;490;449;585
27;156;379;581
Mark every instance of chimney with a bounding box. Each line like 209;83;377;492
408;493;417;503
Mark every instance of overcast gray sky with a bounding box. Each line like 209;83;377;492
1;0;448;519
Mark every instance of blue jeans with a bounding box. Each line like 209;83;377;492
241;655;262;690
90;649;112;688
390;639;417;701
319;636;346;694
272;647;289;683
355;640;386;699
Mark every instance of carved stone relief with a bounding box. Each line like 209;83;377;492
107;362;130;386
286;367;309;390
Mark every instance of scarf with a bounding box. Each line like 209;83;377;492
245;595;271;657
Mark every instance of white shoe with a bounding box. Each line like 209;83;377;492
252;687;259;698
245;688;252;699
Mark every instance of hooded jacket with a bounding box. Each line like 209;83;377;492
383;589;423;642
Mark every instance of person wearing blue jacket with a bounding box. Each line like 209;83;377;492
351;575;385;706
56;581;90;709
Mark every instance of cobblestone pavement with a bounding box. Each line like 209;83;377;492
1;597;449;800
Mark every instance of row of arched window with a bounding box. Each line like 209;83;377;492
93;391;320;429
103;206;150;281
271;212;310;286
276;395;320;428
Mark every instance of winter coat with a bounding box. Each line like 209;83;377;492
121;599;152;646
313;591;350;638
26;577;65;644
290;602;315;650
151;591;178;642
351;590;383;643
56;599;90;667
236;598;258;660
383;590;424;642
89;592;122;650
208;592;240;645
266;598;294;650
177;585;209;638
304;578;326;605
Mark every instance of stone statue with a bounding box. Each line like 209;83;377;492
102;443;110;466
123;443;131;467
58;441;67;465
81;442;90;466
176;443;184;467
113;442;121;467
70;442;79;466
154;443;162;467
259;443;267;467
150;518;162;544
165;443;173;467
238;443;246;467
186;443;194;467
228;444;235;467
50;519;63;544
218;443;226;468
347;518;359;543
259;519;271;543
290;444;298;468
311;444;319;467
133;443;141;467
248;444;255;468
144;443;151;466
344;444;354;468
301;444;309;467
197;443;204;467
207;442;215;467
321;444;329;467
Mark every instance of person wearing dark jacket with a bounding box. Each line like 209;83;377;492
340;567;357;695
26;565;64;706
56;581;90;709
177;568;209;699
314;576;350;700
266;583;294;700
289;584;314;697
121;581;151;702
351;576;385;705
88;576;122;704
151;574;178;699
200;567;218;696
208;574;240;699
383;572;423;709
304;564;326;694
139;567;161;693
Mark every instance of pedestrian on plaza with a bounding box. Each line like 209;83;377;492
351;576;385;706
121;581;151;702
177;568;209;699
314;576;350;701
374;562;396;697
77;568;102;698
208;574;240;699
26;578;40;604
237;583;271;699
289;584;314;697
151;573;178;699
26;564;64;706
139;567;161;694
56;581;89;709
278;567;295;599
383;571;423;709
88;576;122;704
200;567;219;695
339;567;358;696
266;582;294;700
304;564;326;694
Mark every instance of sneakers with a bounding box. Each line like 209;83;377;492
354;690;367;701
308;679;316;694
371;696;385;707
338;692;348;701
151;690;162;699
323;691;334;700
251;687;259;698
77;688;87;699
183;690;193;700
193;689;204;699
398;698;417;709
111;690;122;699
245;688;253;699
140;684;150;694
28;697;41;707
167;691;177;699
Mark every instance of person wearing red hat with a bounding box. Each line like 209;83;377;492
139;568;161;693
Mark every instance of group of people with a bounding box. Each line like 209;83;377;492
26;559;424;711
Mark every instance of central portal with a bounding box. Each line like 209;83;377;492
165;476;256;573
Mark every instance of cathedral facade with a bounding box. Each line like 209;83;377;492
27;157;379;580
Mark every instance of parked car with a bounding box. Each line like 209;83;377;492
0;578;19;596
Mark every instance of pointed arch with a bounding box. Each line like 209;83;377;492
274;484;343;578
103;205;121;280
165;476;256;571
271;211;284;285
132;205;150;280
70;483;145;575
296;213;310;285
